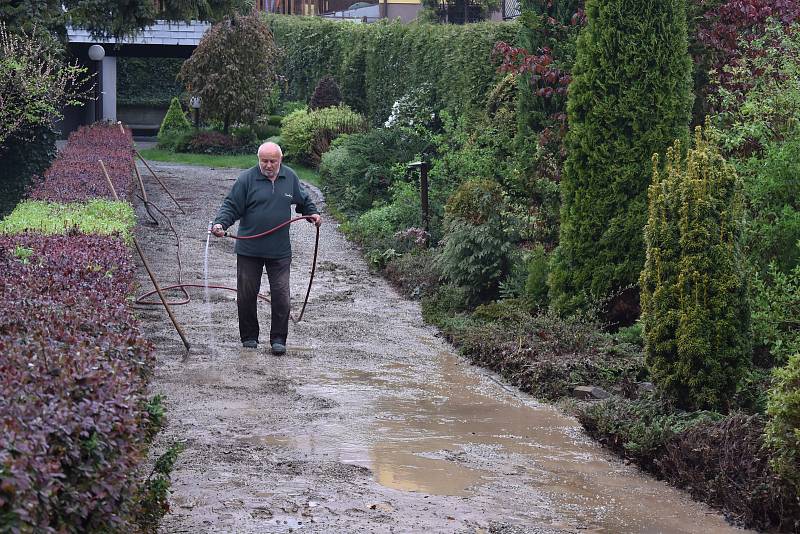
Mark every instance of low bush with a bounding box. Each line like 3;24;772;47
765;352;800;498
383;248;440;300
281;105;367;167
750;261;800;366
577;395;722;469
30;124;135;203
0;200;135;239
661;413;800;532
185;130;248;155
346;182;422;248
319;127;428;218
0;234;154;532
438;308;646;401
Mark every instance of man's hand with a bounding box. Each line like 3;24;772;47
210;223;226;237
308;214;322;227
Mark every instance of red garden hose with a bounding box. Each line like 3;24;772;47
136;216;320;323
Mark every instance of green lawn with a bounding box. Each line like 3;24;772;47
138;148;320;188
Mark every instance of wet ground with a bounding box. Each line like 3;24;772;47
134;160;752;534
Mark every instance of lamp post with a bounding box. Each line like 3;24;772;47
88;44;105;123
406;159;430;234
190;96;201;129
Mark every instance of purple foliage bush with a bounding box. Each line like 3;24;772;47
0;234;154;532
30;124;135;203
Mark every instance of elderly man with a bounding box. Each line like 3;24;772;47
211;142;322;354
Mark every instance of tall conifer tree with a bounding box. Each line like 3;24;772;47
641;126;750;411
548;0;693;317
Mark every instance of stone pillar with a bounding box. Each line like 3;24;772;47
102;55;117;122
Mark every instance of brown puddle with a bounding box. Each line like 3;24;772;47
252;350;746;533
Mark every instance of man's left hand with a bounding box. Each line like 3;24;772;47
308;214;322;227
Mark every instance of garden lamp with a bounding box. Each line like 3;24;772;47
88;45;105;123
190;96;201;128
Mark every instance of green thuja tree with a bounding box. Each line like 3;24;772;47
157;97;191;149
158;97;191;136
548;0;693;317
640;126;750;412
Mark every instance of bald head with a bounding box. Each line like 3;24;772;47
257;142;283;180
258;141;283;159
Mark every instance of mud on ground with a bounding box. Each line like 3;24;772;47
133;160;751;534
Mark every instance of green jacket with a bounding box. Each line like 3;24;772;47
213;164;319;259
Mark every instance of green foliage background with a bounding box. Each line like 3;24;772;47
118;57;184;107
0;126;57;218
548;0;694;315
265;15;518;125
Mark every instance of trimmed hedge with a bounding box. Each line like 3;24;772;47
0;200;136;240
0;234;153;532
30;124;135;203
265;15;518;125
0;122;153;531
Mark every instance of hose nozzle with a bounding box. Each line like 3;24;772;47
207;220;213;235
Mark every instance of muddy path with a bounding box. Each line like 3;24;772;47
133;160;750;534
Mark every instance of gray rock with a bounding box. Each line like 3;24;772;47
572;385;611;400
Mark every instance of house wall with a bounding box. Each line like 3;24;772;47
386;0;421;21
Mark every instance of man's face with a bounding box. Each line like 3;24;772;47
258;148;282;179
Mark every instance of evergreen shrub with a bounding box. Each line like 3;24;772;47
524;244;549;307
309;74;343;110
436;179;511;304
548;0;694;318
280;105;367;167
640;127;750;412
766;352;800;496
0;125;56;218
750;261;800;366
157;97;192;149
319;127;428;218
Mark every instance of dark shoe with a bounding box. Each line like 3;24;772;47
270;341;286;355
242;339;258;349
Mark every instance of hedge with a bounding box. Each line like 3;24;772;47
265;15;519;125
117;57;184;107
0;234;153;532
0;123;153;532
30;124;135;203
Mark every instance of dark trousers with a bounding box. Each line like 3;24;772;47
236;254;291;344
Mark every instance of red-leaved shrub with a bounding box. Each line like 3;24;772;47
0;234;153;532
30;123;135;203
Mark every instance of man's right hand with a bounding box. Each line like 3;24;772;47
211;223;225;237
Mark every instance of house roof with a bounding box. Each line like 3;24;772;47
67;21;211;46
